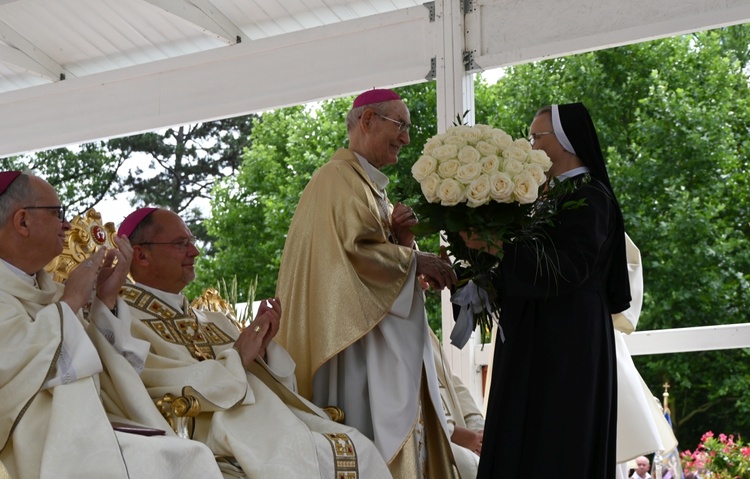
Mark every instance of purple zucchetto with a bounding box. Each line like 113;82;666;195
0;171;22;196
118;207;158;238
352;89;401;108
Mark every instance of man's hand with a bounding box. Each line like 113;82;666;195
60;247;108;313
96;235;134;310
233;297;281;368
255;298;281;360
391;202;417;248
415;251;457;290
451;426;483;456
460;230;503;256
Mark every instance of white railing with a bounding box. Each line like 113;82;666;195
443;322;750;415
622;323;750;355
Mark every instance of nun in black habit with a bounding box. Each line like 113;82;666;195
474;103;631;479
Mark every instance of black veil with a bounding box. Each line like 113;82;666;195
556;102;631;314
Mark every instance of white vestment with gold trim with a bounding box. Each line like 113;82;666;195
0;263;223;479
119;283;391;479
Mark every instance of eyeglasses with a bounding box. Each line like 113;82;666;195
375;113;411;134
528;131;555;146
23;205;66;221
137;235;197;250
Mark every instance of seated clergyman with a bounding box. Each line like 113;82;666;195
113;207;392;479
0;171;222;479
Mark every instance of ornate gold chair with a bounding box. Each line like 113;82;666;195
45;208;119;283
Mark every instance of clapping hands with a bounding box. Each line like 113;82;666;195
60;234;134;313
233;298;281;368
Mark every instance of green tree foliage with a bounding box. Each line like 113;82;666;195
190;103;348;300
1;116;257;246
477;25;750;446
106;115;258;242
0;143;124;215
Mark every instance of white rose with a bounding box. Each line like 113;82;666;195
432;144;459;161
457;145;481;164
513;173;539;204
438;178;466;206
480;155;501;174
474;124;492;136
490;126;509;137
502;145;528;163
459;127;484;143
438;159;461;178
423;138;444;155
466;175;492;207
444;135;468;149
490;131;514;150
513;138;533;153
448;125;469;136
411;155;437;181
489;172;514;203
524;163;547;186
527;149;553;171
420;173;441;203
455;162;483;184
476;140;498;157
501;157;525;176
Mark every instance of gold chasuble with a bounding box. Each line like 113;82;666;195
277;148;459;478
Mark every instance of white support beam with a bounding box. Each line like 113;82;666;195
435;0;475;131
466;0;750;72
435;0;484;406
0;5;435;157
623;323;750;356
0;19;66;81
142;0;244;44
0;43;55;79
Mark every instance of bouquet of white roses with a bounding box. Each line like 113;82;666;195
412;124;552;208
410;123;585;348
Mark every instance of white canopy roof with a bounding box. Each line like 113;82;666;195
1;0;749;158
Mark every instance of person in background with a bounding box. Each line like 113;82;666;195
630;456;652;479
276;88;459;478
0;171;222;479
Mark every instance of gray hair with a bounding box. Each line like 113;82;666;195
345;101;394;132
535;105;552;118
0;173;33;226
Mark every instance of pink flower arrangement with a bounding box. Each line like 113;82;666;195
681;431;750;478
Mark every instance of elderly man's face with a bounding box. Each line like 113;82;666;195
361;100;411;169
635;457;650;477
25;176;70;263
135;210;199;294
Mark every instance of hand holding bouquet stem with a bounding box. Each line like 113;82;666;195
460;230;503;256
415;250;457;290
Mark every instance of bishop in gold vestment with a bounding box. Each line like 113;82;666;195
276;89;460;478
